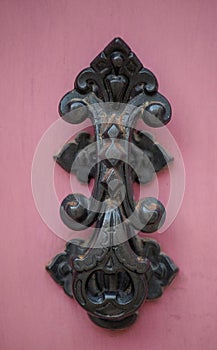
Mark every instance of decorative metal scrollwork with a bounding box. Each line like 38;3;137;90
47;38;178;330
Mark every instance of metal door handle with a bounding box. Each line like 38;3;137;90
46;38;178;330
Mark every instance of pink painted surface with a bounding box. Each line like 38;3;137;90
1;1;217;349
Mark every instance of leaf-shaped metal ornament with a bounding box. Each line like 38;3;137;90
47;38;178;330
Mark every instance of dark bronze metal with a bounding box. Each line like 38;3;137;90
47;38;178;330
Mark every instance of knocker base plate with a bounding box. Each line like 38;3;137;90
46;37;178;330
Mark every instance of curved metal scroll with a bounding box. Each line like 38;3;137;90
46;38;178;330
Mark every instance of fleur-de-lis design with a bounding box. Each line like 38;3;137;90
47;38;178;330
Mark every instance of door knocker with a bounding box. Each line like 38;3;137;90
46;38;178;329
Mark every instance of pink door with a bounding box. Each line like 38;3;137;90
1;1;217;349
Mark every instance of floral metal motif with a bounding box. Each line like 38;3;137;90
47;38;178;330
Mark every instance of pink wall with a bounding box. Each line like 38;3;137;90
1;0;217;349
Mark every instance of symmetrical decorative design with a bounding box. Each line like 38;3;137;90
47;38;178;329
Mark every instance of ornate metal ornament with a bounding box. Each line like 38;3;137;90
47;38;178;329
